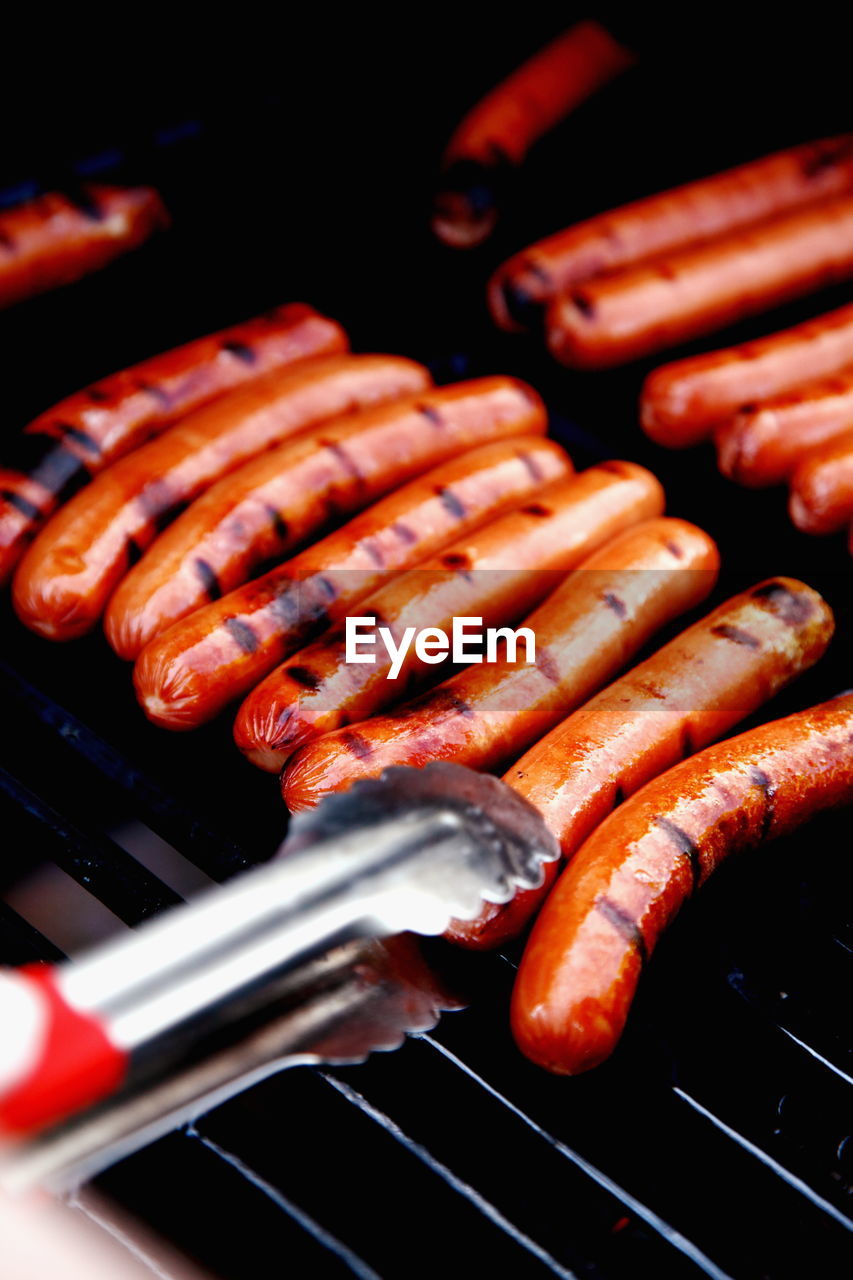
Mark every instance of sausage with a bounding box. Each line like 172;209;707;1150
235;461;662;771
432;20;634;250
0;304;347;586
787;430;853;534
715;366;853;487
104;377;551;659
489;137;853;331
640;302;853;448
0;184;168;311
12;354;430;641
450;578;834;948
546;193;853;369
282;513;718;811
511;692;853;1075
132;433;563;730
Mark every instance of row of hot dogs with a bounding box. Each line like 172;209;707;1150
3;301;853;1079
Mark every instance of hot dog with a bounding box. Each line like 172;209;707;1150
715;367;853;487
13;354;430;641
546;193;853;369
511;693;853;1075
640;302;853;448
787;430;853;534
489;137;853;331
0;304;347;585
133;433;563;729
105;378;552;659
235;462;663;771
433;20;635;250
0;184;168;311
450;578;833;948
282;513;717;811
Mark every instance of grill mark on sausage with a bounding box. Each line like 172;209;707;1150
603;591;627;618
654;817;703;889
417;403;445;428
571;291;596;318
522;503;551;517
221;340;256;364
413;688;474;719
324;439;365;483
596;896;648;964
518;450;546;482
1;489;41;520
225;617;260;653
135;380;172;409
287;665;322;690
194;558;223;601
86;385;111;403
341;729;374;759
748;765;777;837
711;624;761;649
442;551;471;569
59;424;101;457
802;136;853;177
665;539;685;559
750;581;814;627
392;521;418;545
536;647;561;684
264;503;289;544
363;538;385;567
437;486;466;519
316;576;338;601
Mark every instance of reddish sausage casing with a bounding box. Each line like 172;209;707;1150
450;578;834;948
512;693;853;1075
489;137;853;331
0;184;168;311
0;304;347;585
547;194;853;369
789;430;853;535
13;354;430;640
640;302;853;448
133;433;562;730
282;510;719;812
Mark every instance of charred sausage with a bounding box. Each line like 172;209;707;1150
104;377;552;659
640;302;853;447
0;304;347;585
489;137;853;330
715;366;853;487
450;578;833;948
12;355;430;640
132;434;563;729
432;21;634;249
282;512;717;811
0;184;168;310
511;693;853;1074
546;194;853;369
235;461;662;771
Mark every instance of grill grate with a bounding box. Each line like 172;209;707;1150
1;26;851;1277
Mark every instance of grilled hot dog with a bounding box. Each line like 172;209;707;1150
489;137;853;331
0;304;347;585
0;184;168;311
282;511;717;811
788;431;853;534
13;354;429;640
640;302;853;447
235;461;662;771
715;366;853;487
104;377;551;659
512;693;853;1074
133;433;562;729
450;578;833;948
546;194;853;369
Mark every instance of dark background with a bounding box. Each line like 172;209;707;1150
0;11;851;1278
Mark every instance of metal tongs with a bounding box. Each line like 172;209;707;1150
0;763;558;1191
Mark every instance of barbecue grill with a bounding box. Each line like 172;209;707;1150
1;13;850;1277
